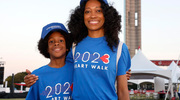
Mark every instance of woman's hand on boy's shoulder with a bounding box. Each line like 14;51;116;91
126;69;131;80
24;69;38;87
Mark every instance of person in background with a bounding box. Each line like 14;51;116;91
177;83;180;100
26;22;73;100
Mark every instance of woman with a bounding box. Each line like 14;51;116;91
66;0;130;99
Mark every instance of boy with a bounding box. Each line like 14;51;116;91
26;22;73;100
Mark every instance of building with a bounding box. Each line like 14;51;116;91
0;61;5;84
125;0;141;58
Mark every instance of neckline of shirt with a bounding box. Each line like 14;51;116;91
86;36;105;41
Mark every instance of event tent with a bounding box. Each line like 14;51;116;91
130;49;171;80
166;61;180;83
129;49;173;99
128;79;154;85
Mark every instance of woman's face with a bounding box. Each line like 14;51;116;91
47;32;67;59
84;0;105;32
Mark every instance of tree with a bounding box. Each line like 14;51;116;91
14;72;27;90
4;72;27;90
4;75;12;87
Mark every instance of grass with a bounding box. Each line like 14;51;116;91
129;93;179;100
0;98;25;100
0;95;179;100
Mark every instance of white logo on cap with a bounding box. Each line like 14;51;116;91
46;25;61;30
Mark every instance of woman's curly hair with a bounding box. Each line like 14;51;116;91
67;0;121;51
37;30;71;58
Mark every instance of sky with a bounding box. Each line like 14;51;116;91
0;0;180;81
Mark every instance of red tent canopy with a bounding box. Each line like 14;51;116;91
151;60;180;66
14;83;26;86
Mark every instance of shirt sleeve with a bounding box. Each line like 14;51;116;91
117;43;131;76
25;80;39;100
66;47;74;63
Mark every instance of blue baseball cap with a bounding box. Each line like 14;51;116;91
80;0;108;5
41;22;68;39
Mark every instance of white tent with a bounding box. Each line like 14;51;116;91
154;77;165;92
129;49;173;99
128;79;154;85
130;50;171;80
166;61;180;83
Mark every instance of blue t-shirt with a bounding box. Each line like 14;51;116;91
66;36;131;100
26;61;74;100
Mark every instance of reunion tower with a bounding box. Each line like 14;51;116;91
124;0;141;58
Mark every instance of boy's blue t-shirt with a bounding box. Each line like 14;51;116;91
66;36;131;100
26;61;74;100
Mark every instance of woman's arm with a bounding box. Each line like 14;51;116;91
24;69;38;87
117;75;130;100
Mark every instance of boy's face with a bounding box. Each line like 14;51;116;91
47;31;67;59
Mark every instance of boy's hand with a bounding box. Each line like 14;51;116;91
126;69;131;80
24;69;38;87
